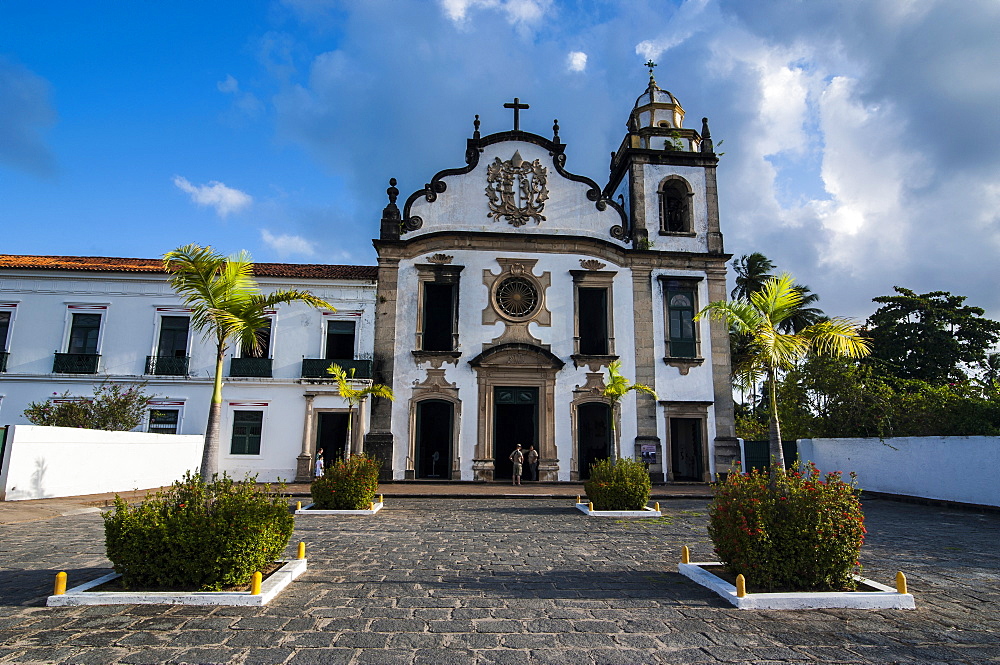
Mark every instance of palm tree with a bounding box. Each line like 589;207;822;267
326;363;395;461
698;273;871;472
778;283;827;334
601;360;657;463
163;244;333;477
731;252;775;301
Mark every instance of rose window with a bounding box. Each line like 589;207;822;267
495;277;539;318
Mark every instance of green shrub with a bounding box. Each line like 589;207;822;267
24;381;156;431
708;462;865;591
103;473;294;591
311;454;381;510
584;458;651;511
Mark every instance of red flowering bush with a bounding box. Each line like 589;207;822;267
311;454;381;510
708;462;865;591
103;472;293;590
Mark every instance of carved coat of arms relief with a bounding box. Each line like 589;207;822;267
485;150;549;227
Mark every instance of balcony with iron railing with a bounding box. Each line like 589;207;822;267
301;358;373;380
53;353;100;374
145;355;190;376
229;357;273;378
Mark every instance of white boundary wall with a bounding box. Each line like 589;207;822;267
797;437;999;508
0;425;202;501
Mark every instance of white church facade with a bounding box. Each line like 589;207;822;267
0;76;736;484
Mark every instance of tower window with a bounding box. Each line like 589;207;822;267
422;283;457;351
659;178;693;234
666;286;697;358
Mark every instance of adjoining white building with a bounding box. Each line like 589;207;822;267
0;255;377;483
0;75;737;485
365;77;736;482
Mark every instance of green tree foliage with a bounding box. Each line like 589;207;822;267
311;454;381;510
866;287;1000;383
699;273;870;471
103;473;294;591
584;457;652;511
23;381;155;431
163;244;333;477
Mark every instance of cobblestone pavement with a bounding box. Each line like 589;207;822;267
0;497;998;664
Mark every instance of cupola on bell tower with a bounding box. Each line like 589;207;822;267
605;62;722;254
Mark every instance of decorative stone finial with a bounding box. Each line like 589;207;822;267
473;114;481;139
700;117;714;153
387;178;398;205
552;119;560;144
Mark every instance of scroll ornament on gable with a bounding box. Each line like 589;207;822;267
485;151;549;227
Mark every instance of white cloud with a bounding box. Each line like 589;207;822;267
260;229;317;257
439;0;552;27
172;176;253;218
217;74;239;94
566;51;587;72
0;57;57;176
635;0;711;61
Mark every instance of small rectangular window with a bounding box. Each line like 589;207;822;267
667;288;697;358
422;283;456;351
230;410;263;455
68;313;101;354
0;312;10;351
148;409;179;435
325;321;356;359
157;316;189;358
578;287;609;355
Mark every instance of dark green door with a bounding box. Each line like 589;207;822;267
493;387;537;480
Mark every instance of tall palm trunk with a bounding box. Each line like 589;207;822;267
767;369;785;473
200;344;225;478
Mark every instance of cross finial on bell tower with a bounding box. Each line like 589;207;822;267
644;60;657;84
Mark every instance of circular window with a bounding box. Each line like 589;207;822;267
495;276;539;318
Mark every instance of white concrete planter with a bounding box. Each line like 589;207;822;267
47;558;307;607
295;501;383;516
575;502;662;518
678;562;915;610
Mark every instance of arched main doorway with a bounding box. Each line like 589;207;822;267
415;399;454;479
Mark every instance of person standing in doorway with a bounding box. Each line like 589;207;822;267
526;445;539;481
509;444;524;486
315;448;325;477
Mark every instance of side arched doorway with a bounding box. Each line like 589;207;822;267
415;399;454;479
576;402;612;480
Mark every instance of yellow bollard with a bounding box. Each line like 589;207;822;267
576;495;581;505
896;571;908;594
681;546;690;564
53;572;67;595
369;501;375;511
654;502;660;513
379;494;383;505
735;574;747;598
296;501;302;511
588;501;594;512
250;571;262;595
297;542;306;560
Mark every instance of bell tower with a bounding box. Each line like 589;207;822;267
605;62;722;254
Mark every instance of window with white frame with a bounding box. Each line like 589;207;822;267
229;402;267;455
147;400;185;434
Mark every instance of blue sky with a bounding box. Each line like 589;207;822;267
2;0;999;323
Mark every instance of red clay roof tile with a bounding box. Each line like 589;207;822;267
0;255;378;281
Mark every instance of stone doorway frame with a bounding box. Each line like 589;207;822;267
660;400;712;482
469;343;564;481
406;369;462;480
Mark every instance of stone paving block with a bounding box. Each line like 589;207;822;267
499;633;558;649
58;646;129;664
280;632;338;648
169;647;243;664
65;630;130;647
242;647;295;665
286;648;356;665
476;649;532;664
413;648;475;664
352;649;414;665
222;630;282;648
114;632;172;647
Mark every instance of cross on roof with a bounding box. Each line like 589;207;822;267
503;97;529;131
645;60;657;77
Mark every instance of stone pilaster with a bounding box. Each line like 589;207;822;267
630;266;660;450
366;250;400;481
706;264;738;474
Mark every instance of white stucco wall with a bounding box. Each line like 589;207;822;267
797;437;1000;507
0;425;203;500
